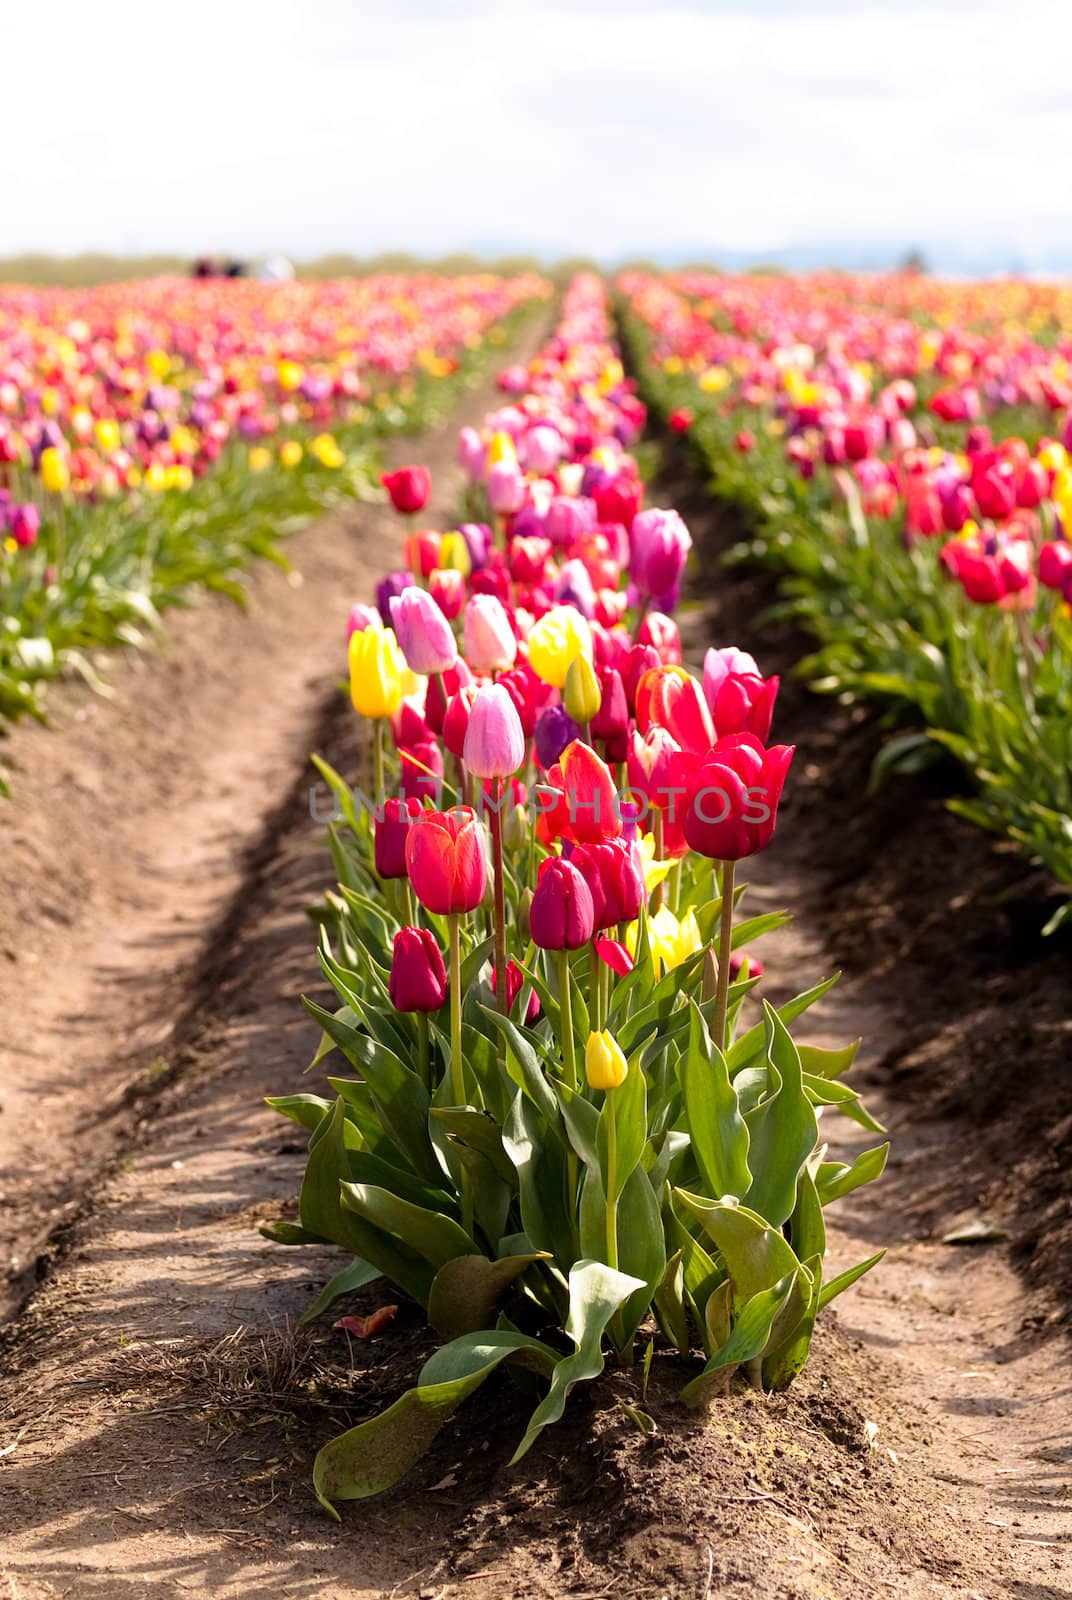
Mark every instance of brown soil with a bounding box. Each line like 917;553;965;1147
0;319;1069;1600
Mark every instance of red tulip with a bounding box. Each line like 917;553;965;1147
571;839;644;930
594;934;634;975
537;740;622;847
389;927;448;1012
405;806;488;914
682;733;795;861
530;857;595;949
382;464;431;514
375;796;424;879
708;671;779;742
492;959;541;1023
636;666;714;753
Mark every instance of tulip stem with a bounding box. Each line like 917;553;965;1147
713;860;736;1054
604;1093;619;1271
650;811;666;914
448;914;473;1236
489;779;508;1013
557;948;577;1093
373;717;385;807
417;1010;430;1091
590;943;602;1032
557;947;581;1241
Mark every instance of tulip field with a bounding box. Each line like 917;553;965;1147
619;270;1072;928
0;267;1069;1600
0;272;542;772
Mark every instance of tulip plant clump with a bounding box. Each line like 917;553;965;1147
267;275;887;1515
620;270;1072;927
0;272;545;745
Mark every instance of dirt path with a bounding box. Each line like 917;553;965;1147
0;314;551;1320
0;325;1069;1600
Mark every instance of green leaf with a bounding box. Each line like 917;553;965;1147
803;1073;887;1134
653;1250;690;1357
817;1249;886;1311
727;975;840;1076
300;1259;383;1325
259;1220;327;1246
742;1003;819;1227
300;1100;434;1304
426;1251;551;1339
679;1000;751;1200
510;1260;645;1463
679;1272;797;1408
340;1182;475;1269
674;1190;802;1312
264;1093;334;1134
312;1330;559;1516
798;1040;860;1081
816;1143;890;1205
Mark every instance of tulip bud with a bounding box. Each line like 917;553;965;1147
382;465;431;515
349;626;405;720
389;586;459;676
389;927;448;1013
530;857;595;950
463;684;526;779
563;654;602;727
585;1029;628;1091
516;886;534;943
464;593;517;674
375;796;424;879
503;800;528;852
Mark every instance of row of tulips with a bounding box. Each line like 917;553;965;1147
267;276;886;1514
0;273;546;753
619;271;1072;929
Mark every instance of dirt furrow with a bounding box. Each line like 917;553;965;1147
0;311;551;1321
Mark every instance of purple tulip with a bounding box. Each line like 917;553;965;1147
376;570;412;625
534;703;581;770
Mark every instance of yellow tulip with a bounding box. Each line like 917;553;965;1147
279;440;303;469
248;446;272;473
585;1029;628;1091
311;433;344;468
143;463;167;494
39;447;70;494
349;625;404;719
277;359;303;392
563;654;601;725
95;419;121;453
527;604;593;689
486;429;517;468
439;530;472;576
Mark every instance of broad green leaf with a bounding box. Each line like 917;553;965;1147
680;1272;797;1408
510;1260;645;1463
674;1190;802;1313
803;1073;886;1134
264;1092;334;1134
653;1250;690;1357
597;1055;647;1202
679;1000;750;1200
312;1330;559;1516
340;1182;475;1269
427;1251;551;1339
743;1003;818;1227
300;1100;434;1304
798;1040;861;1081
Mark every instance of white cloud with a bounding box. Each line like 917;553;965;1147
4;0;1072;268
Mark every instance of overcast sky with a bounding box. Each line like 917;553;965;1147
6;0;1072;270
